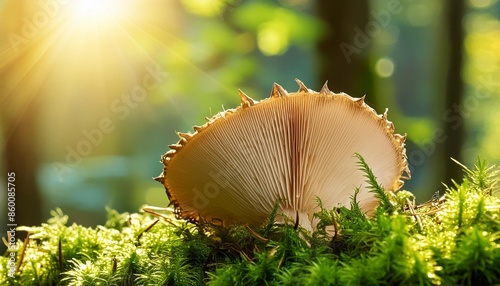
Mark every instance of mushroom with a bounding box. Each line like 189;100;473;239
155;80;409;231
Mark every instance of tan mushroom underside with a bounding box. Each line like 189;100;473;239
156;80;409;231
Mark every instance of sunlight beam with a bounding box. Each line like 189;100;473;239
70;0;123;23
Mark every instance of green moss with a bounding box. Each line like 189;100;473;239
1;157;500;285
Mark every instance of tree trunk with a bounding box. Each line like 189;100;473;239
315;0;374;98
4;99;43;226
441;0;465;183
0;2;43;252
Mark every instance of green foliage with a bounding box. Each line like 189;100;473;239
355;153;395;214
2;157;500;285
230;1;324;55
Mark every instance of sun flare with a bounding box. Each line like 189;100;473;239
70;0;124;23
0;0;178;154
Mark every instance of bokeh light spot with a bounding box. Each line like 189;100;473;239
470;0;497;8
375;57;395;78
181;0;227;17
257;22;289;56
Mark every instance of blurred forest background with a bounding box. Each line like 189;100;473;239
1;0;499;252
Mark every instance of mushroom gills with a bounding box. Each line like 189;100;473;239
156;79;409;231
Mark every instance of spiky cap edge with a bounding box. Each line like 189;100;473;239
154;79;410;223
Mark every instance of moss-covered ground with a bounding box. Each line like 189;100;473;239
1;157;500;285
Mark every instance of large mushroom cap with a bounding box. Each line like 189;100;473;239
155;80;409;231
